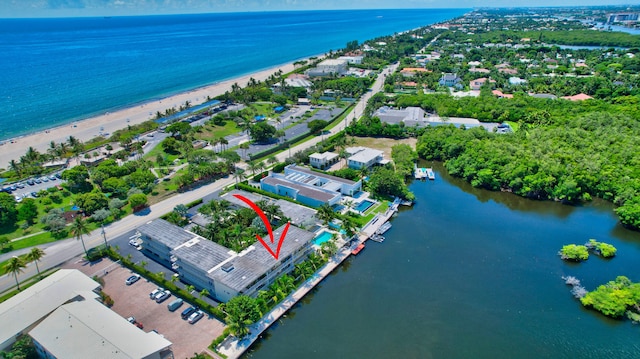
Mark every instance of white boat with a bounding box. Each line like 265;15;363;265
377;222;392;234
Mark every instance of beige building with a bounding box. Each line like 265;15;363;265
29;300;172;359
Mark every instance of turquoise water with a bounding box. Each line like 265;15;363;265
313;231;333;246
0;9;466;140
354;199;374;212
244;163;640;358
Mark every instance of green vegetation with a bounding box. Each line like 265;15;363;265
391;144;418;178
559;244;589;262
416;110;640;228
367;166;414;201
585;239;617;258
446;29;640;48
580;276;640;319
0;335;37;359
221;295;262;338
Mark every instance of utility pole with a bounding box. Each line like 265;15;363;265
101;224;109;248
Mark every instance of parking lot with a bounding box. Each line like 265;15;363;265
63;257;225;359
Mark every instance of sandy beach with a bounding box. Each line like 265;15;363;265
0;61;299;170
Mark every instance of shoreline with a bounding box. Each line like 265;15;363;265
0;57;318;170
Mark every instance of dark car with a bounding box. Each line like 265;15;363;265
26;179;35;185
31;191;38;198
181;306;197;320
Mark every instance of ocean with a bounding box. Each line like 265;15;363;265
0;9;465;141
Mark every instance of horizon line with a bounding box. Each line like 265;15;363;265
0;4;634;20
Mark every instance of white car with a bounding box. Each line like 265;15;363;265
125;274;141;285
188;310;204;324
149;287;164;299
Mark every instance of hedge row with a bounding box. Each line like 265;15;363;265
102;248;227;322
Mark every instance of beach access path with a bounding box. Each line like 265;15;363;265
0;61;299;169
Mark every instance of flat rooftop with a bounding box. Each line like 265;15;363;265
209;224;314;293
286;164;356;186
138;219;197;249
222;190;318;227
172;236;234;273
263;176;338;203
348;148;383;163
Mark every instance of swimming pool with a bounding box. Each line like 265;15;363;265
313;231;334;246
355;199;375;213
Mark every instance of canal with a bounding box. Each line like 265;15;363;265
244;163;640;358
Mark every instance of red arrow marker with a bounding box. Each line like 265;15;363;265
233;194;290;260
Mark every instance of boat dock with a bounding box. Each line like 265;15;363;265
217;198;399;359
414;164;435;180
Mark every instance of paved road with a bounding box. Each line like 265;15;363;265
0;63;397;294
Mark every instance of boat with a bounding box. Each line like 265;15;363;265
426;168;435;180
376;221;392;235
351;243;365;255
370;234;384;243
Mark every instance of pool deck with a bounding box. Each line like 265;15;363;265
217;200;398;359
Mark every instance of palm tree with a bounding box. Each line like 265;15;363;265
316;203;336;225
70;216;90;258
5;256;26;291
187;285;195;294
240;142;250;159
26;247;45;278
199;288;210;299
233;168;246;187
8;159;20;176
219;137;229;151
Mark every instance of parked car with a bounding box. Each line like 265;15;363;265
149;287;164;299
55;173;62;179
30;191;38;198
181;306;197;320
49;175;57;181
155;290;171;303
125;274;141;285
34;178;42;184
16;183;25;189
167;298;184;312
14;195;22;202
127;316;136;323
26;179;35;185
129;239;140;247
41;177;49;182
188;310;204;324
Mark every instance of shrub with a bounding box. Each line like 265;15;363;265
559;244;589;261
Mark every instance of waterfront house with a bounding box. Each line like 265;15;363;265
137;219;314;302
346;147;387;170
260;164;361;207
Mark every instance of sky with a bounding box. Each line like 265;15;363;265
0;0;636;18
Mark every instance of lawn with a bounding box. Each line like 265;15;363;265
505;121;519;132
